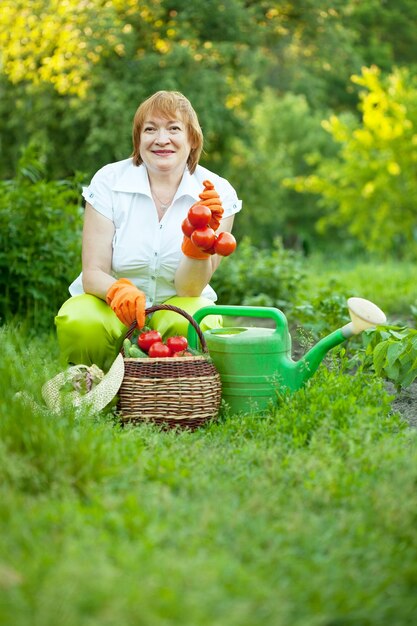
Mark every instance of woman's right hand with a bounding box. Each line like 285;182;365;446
106;278;146;328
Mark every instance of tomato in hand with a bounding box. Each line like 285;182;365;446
181;217;195;238
191;226;216;250
213;232;237;257
166;336;188;353
137;330;162;352
148;341;172;358
187;204;212;228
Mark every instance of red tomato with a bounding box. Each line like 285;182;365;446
137;330;162;352
191;226;216;250
181;217;195;238
213;232;237;257
148;342;172;358
173;350;193;357
166;336;188;353
187;204;212;228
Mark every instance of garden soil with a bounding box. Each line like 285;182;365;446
387;382;417;429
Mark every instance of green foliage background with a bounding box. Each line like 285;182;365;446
2;0;417;322
2;0;417;255
0;146;83;327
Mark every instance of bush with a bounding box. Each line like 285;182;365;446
0;146;83;329
286;67;417;257
211;236;306;311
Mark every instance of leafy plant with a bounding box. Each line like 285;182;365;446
293;282;350;338
211;236;306;310
269;349;402;449
0;145;84;329
362;325;417;388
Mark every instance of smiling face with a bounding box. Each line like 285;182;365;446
131;91;204;174
139;115;192;177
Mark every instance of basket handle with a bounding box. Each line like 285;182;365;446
125;304;209;353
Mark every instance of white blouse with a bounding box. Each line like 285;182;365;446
69;158;242;306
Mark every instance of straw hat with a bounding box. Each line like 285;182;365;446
42;354;125;413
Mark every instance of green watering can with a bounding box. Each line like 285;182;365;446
188;298;386;414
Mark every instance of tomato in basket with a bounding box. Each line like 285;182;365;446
174;350;193;357
148;342;172;358
166;336;188;354
138;330;162;352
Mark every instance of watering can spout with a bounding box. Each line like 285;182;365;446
290;327;348;389
290;297;387;390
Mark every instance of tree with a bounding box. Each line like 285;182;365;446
286;66;417;256
0;0;124;98
348;0;417;69
262;0;417;111
0;0;278;178
225;89;336;248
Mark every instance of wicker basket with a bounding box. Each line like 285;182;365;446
118;304;222;430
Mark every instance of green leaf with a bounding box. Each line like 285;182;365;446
373;341;390;375
386;341;406;364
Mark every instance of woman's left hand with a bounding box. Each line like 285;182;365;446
198;180;224;230
181;186;236;259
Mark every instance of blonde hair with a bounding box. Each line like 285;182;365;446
131;91;204;174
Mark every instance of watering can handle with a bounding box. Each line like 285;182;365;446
188;305;289;350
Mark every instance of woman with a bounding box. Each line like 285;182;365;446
56;90;242;371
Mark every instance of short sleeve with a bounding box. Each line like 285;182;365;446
217;178;242;218
81;165;114;220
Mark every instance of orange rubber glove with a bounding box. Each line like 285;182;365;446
181;237;212;259
106;278;146;328
181;180;223;259
199;180;224;230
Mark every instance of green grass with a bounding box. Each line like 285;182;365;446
298;255;417;319
1;322;416;626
